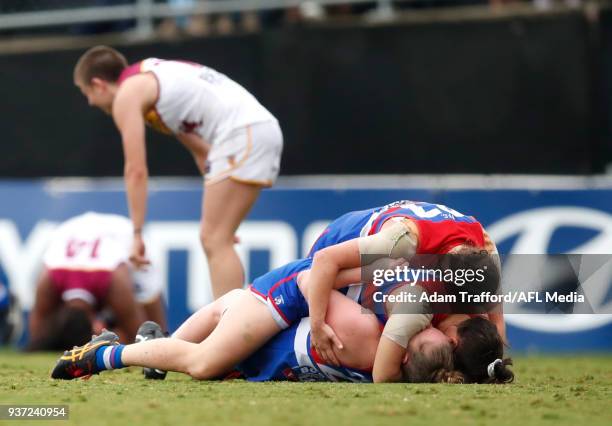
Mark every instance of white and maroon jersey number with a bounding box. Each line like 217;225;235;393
65;237;101;260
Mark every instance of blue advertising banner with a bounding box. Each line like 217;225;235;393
0;178;610;352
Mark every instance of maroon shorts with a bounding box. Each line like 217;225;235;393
49;269;113;306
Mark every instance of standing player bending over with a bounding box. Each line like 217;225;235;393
29;212;165;348
73;46;283;298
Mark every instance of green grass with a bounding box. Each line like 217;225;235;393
0;351;610;426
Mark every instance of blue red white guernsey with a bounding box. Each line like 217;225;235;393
309;200;486;256
249;258;312;329
248;257;392;331
236;318;372;382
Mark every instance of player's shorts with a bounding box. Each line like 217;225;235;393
237;317;372;382
249;258;312;329
49;268;113;307
130;264;163;304
205;120;283;187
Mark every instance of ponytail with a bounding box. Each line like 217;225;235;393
455;317;515;384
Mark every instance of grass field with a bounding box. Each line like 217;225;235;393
0;351;610;426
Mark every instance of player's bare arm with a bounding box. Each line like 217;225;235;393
112;74;158;268
372;336;406;382
175;132;211;176
373;286;432;382
307;240;360;364
308;221;418;364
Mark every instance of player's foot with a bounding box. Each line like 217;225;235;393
51;329;119;380
135;321;167;380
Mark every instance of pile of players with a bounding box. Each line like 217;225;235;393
48;201;513;385
25;46;512;384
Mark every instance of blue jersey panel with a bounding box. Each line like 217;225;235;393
238;323;300;381
250;258;312;327
308;207;378;256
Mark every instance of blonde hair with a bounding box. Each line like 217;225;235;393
402;344;464;384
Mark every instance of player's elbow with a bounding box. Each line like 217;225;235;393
313;249;334;270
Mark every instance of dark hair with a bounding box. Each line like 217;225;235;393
436;247;501;315
402;343;464;384
27;307;92;351
454;317;514;384
74;45;128;85
445;248;500;293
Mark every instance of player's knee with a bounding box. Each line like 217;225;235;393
186;358;219;380
187;363;210;380
200;228;231;255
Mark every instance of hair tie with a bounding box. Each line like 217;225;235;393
487;359;502;378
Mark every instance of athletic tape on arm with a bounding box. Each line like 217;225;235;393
358;221;417;259
382;286;432;348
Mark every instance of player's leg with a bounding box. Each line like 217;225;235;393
202;121;283;299
106;264;145;342
121;289;281;379
52;288;280;380
172;288;244;343
29;268;62;344
200;178;261;298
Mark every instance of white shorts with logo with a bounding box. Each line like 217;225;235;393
205;120;283;187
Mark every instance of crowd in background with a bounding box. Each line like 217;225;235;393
0;0;586;38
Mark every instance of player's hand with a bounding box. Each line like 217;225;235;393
310;322;343;366
130;234;151;270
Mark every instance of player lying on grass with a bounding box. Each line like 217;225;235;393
304;200;509;383
29;212;166;349
52;286;462;383
52;255;513;383
74;46;283;299
162;288;465;383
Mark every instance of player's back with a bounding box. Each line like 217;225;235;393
120;59;275;142
308;207;379;256
238;318;373;383
310;200;485;256
43;212;132;272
